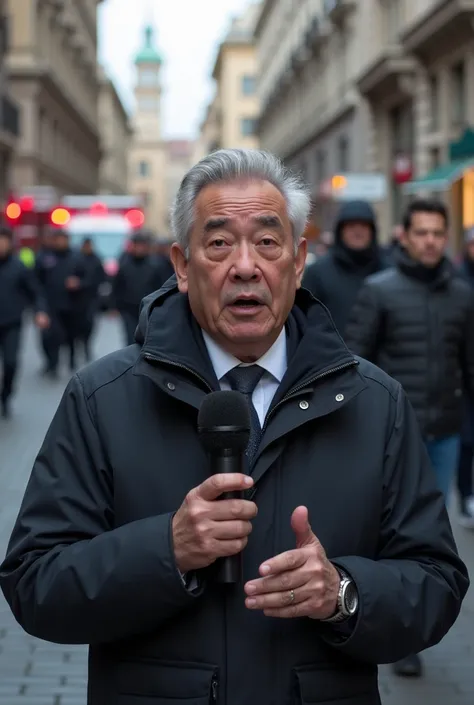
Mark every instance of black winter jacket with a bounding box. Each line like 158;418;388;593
113;254;172;311
35;248;89;313
302;201;390;334
0;281;468;705
345;251;474;439
0;254;46;328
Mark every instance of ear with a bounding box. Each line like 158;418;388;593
295;238;308;289
170;243;189;294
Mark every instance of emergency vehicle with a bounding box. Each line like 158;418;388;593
4;189;146;308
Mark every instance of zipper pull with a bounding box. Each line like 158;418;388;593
211;676;218;702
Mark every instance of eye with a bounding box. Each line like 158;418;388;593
211;238;227;248
260;237;276;247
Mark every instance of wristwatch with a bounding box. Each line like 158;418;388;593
321;568;359;624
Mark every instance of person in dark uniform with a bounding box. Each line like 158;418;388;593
302;201;390;335
113;231;172;346
78;237;105;362
35;229;89;376
0;225;50;417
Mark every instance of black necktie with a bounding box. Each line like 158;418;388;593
226;365;265;465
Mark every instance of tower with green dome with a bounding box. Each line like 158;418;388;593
130;21;167;236
133;23;163;138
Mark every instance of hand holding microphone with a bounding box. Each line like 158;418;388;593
172;391;257;579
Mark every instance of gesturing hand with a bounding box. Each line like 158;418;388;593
172;473;258;574
244;506;340;619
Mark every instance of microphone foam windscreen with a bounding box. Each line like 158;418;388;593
198;391;250;452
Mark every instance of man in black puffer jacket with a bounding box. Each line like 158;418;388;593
345;198;474;678
302;200;390;334
0;226;50;416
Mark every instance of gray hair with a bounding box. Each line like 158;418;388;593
170;148;311;255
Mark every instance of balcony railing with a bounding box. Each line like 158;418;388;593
1;95;20;137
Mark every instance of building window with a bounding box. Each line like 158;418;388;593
451;61;466;125
338;136;349;172
430;147;441;169
241;75;256;95
429;75;439;132
138;161;150;177
241;118;257;136
139;69;159;87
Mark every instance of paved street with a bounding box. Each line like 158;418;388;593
0;316;473;704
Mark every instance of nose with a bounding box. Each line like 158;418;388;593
230;242;260;281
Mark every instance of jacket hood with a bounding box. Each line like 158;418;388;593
334;200;378;244
134;275;357;397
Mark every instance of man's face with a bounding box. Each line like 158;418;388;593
401;211;448;268
0;235;11;258
171;179;307;361
82;241;93;255
54;233;69;251
131;242;149;258
340;221;373;250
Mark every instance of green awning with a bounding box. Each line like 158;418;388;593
402;157;474;194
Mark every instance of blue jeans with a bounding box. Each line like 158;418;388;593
425;435;461;500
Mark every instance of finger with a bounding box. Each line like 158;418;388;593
215;537;248;558
291;506;318;549
259;549;306;577
197;474;253;501
245;586;311;611
245;568;308;596
212;519;253;540
262;599;314;619
211;499;258;521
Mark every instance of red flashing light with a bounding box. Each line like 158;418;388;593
19;196;34;212
125;209;145;228
90;202;108;216
51;207;71;226
5;202;21;220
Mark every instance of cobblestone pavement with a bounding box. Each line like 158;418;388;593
0;317;473;704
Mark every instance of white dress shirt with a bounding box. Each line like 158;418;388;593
202;328;288;426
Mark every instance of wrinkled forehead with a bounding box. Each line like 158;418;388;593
194;179;290;226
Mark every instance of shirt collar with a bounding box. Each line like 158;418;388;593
202;327;287;384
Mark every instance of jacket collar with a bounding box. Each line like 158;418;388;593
135;277;357;397
396;248;452;289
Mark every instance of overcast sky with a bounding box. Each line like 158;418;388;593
98;0;253;140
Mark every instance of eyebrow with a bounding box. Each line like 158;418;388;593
203;214;283;232
203;217;229;232
253;214;282;229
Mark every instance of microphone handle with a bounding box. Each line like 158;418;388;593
210;449;245;584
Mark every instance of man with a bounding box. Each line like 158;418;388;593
35;229;89;376
456;226;474;528
345;198;474;678
0;151;468;705
113;231;173;345
77;237;105;362
302;200;389;334
0;225;49;417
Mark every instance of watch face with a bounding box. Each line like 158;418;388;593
344;581;359;615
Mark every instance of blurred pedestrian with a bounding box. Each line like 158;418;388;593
0;225;49;417
113;231;172;346
0;150;468;705
77;237;105;362
35;229;89;376
345;198;474;678
456;226;474;528
302;201;389;334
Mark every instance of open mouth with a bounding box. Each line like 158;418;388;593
231;298;262;307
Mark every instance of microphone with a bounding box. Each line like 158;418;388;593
198;391;251;584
